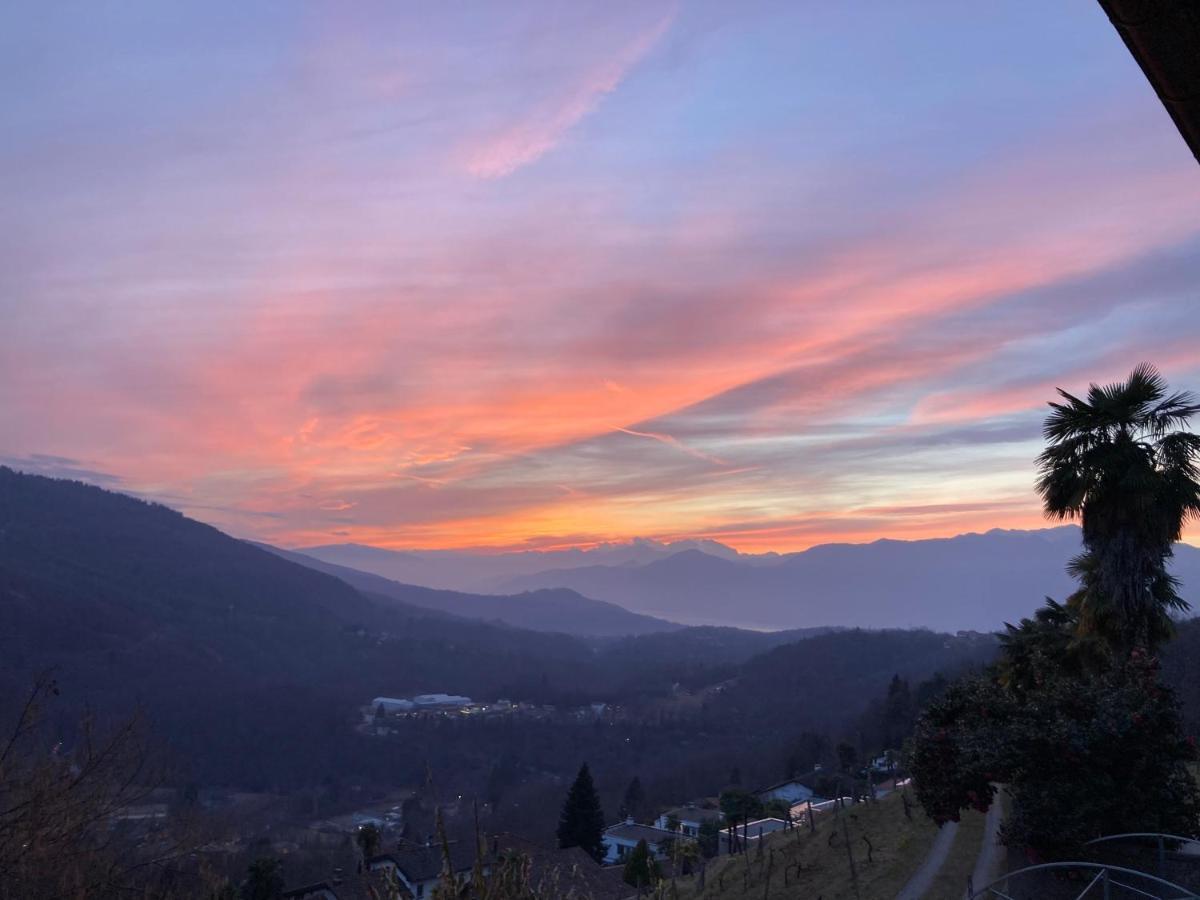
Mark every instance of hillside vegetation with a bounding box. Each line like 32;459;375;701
682;792;939;900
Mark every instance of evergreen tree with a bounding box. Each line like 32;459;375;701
618;774;645;821
622;839;660;889
881;674;914;749
557;762;606;862
835;741;858;773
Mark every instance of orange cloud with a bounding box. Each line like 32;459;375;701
7;15;1200;558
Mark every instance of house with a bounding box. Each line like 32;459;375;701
756;777;815;806
289;831;629;900
601;819;677;864
283;871;410;900
653;804;723;837
490;833;631;899
368;839;485;899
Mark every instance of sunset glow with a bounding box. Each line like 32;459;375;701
4;2;1200;552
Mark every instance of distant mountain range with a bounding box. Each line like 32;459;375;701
297;537;751;594
302;529;1200;632
264;545;680;637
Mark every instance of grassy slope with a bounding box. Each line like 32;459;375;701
680;791;940;900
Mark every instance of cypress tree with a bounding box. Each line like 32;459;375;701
557;762;606;862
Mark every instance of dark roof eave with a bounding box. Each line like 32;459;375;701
1097;0;1200;164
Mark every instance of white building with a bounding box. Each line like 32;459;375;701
601;820;677;864
413;693;472;708
368;842;482;899
756;778;815;806
371;697;415;714
653;805;723;837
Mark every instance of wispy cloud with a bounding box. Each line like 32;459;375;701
465;10;674;178
4;2;1199;552
613;425;729;467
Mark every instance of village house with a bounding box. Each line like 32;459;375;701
367;840;484;899
653;804;723;837
286;833;633;900
755;775;816;806
602;819;677;864
491;833;631;899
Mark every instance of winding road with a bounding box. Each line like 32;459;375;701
895;791;1005;900
967;798;1005;896
895;821;960;900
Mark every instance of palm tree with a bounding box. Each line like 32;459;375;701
1037;363;1200;650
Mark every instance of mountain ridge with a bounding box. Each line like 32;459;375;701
498;526;1200;630
297;525;1118;631
263;544;681;637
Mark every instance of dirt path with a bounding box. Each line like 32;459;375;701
895;820;959;900
966;796;1005;897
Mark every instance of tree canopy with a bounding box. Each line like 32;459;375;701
911;365;1200;859
1037;363;1200;649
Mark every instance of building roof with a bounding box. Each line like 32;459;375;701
413;693;472;706
743;817;792;837
756;770;820;796
490;833;631;900
372;697;414;708
371;839;484;883
283;871;411;900
1098;0;1200;164
603;823;676;845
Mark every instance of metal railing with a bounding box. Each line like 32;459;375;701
967;861;1200;900
1085;834;1200;882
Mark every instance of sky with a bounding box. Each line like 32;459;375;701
3;2;1199;553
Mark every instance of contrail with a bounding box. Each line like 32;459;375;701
613;425;730;467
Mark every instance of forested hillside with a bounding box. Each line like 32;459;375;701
0;467;998;815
